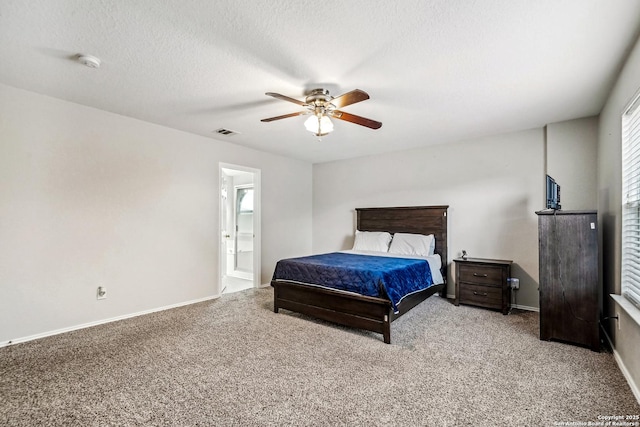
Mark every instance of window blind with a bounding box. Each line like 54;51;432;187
622;93;640;310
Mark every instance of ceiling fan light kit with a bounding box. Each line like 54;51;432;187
304;114;333;138
261;88;382;140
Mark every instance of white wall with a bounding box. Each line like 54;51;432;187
0;84;312;344
313;129;544;308
598;32;640;398
547;116;599;210
313;118;601;310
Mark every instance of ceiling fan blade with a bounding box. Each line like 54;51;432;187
330;89;370;108
331;110;382;130
260;111;306;122
265;92;307;106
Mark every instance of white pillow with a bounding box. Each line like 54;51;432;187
388;233;435;256
352;230;392;252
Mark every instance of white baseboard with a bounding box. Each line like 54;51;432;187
510;303;539;312
0;295;219;348
601;328;640;405
613;349;640;405
446;294;539;312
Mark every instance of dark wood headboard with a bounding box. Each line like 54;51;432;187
355;206;449;280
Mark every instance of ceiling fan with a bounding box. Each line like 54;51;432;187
260;88;382;138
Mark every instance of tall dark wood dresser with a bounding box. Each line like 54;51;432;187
536;210;599;351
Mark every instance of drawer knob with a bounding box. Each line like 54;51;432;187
473;273;488;278
473;291;488;297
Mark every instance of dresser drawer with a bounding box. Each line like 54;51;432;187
458;264;503;286
458;283;502;309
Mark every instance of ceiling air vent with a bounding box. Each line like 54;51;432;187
214;128;239;136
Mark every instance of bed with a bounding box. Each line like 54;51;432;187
271;205;449;344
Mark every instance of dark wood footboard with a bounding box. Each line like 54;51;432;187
272;280;445;343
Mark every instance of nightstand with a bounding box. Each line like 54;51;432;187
454;257;512;314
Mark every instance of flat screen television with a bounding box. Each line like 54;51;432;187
546;174;561;210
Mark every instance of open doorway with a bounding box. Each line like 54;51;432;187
219;164;261;295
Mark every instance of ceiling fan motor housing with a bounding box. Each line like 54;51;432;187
305;89;333;106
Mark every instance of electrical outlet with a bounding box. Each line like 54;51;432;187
509;278;520;290
97;286;107;300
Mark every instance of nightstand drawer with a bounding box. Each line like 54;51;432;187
459;283;502;307
458;264;503;285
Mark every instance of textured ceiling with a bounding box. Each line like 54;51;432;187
1;0;640;163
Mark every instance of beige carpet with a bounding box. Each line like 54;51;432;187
1;288;638;426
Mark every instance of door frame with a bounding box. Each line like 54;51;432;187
219;163;261;295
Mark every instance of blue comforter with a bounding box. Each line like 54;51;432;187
272;252;434;313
